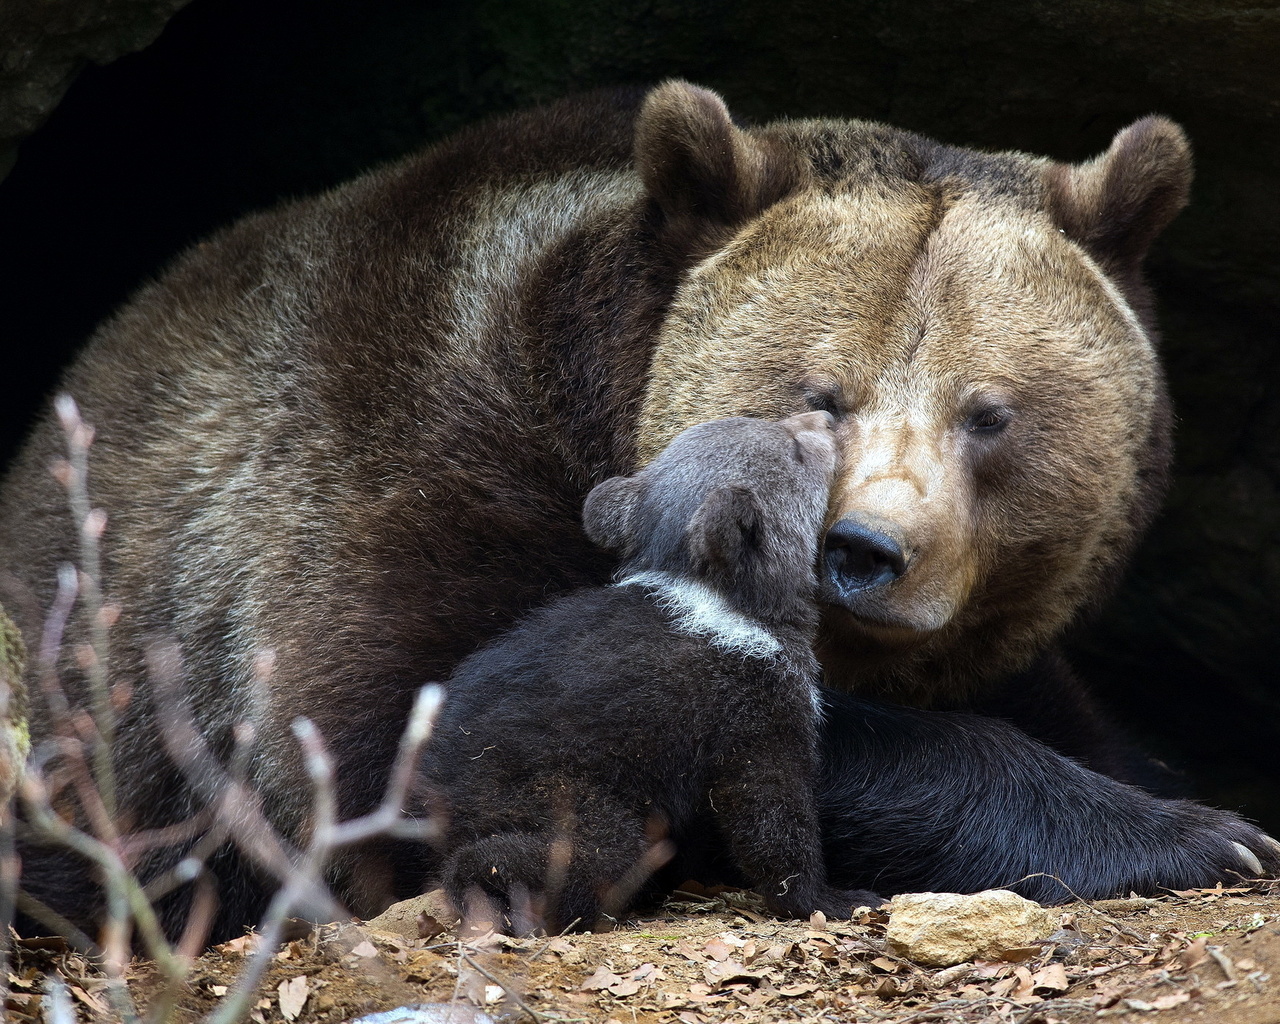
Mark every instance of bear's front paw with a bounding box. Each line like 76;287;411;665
1162;804;1280;891
1223;827;1280;878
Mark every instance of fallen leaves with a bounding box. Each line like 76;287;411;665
7;882;1280;1023
277;975;309;1020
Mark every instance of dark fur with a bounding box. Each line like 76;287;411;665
413;415;876;932
816;689;1274;902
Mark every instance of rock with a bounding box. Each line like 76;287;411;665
885;890;1059;967
0;0;192;180
364;889;460;941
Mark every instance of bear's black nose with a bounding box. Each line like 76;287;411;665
823;517;907;595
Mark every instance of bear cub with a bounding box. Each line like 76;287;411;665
412;412;876;933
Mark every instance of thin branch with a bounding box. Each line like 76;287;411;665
54;394;118;816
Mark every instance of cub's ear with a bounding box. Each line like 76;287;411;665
1045;116;1192;274
634;80;806;239
583;475;642;553
686;485;761;572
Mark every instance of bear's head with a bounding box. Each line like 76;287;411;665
584;412;838;626
632;81;1192;699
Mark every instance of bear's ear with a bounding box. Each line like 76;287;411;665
1045;116;1192;274
634;80;806;240
583;475;642;553
686;485;762;572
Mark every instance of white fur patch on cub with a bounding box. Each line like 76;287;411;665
618;570;783;659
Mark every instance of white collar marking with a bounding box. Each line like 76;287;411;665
617;570;783;660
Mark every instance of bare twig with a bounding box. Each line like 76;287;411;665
18;395;447;1024
53;395;118;816
208;685;442;1024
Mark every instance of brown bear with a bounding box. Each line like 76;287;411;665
1;80;1274;938
416;412;877;933
418;413;1275;933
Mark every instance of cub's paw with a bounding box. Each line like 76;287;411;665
766;884;883;921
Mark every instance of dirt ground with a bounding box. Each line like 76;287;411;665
8;881;1280;1024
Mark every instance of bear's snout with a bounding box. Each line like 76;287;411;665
821;515;908;602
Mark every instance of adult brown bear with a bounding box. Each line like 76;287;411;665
1;80;1273;936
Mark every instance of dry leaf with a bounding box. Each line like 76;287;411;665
1000;945;1042;962
703;937;733;962
607;978;642;997
277;975;309;1021
1010;965;1038;1001
349;940;379;958
703;959;762;988
579;966;624;991
217;933;259;955
777;982;818;997
1151;992;1191;1010
1031;963;1070;994
871;977;899;997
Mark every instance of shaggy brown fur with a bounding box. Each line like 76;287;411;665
0;81;1207;936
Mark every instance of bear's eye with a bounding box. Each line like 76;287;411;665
966;407;1010;433
804;391;842;417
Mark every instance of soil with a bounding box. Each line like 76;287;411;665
8;882;1280;1024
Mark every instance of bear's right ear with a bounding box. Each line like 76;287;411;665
582;475;642;554
686;485;762;572
634;80;806;242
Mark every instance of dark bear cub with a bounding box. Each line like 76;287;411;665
412;412;875;933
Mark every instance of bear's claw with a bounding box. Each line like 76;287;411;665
1232;841;1264;877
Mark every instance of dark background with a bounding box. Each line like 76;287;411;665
2;0;1278;824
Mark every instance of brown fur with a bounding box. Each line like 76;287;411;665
0;81;1189;933
637;95;1188;704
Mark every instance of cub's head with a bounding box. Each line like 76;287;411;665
584;413;838;624
631;80;1192;698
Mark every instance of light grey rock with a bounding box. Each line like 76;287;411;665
885;890;1059;967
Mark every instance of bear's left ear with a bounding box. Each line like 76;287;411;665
686;485;762;572
1044;116;1192;274
634;80;807;242
583;475;642;554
